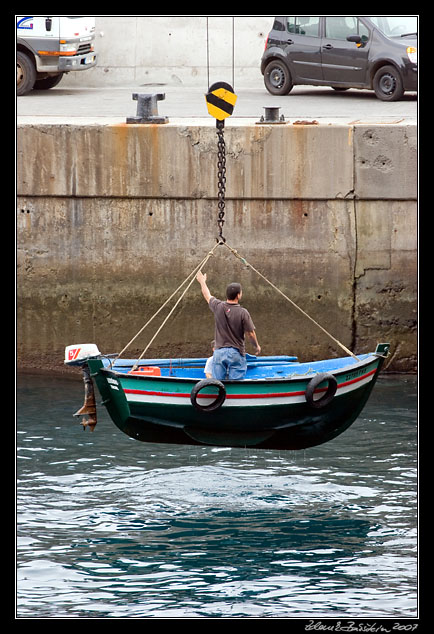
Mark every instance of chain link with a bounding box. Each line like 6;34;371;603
216;120;226;243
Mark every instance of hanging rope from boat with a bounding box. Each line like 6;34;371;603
115;237;358;365
115;242;219;368
222;242;359;361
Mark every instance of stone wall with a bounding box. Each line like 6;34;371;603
17;120;417;372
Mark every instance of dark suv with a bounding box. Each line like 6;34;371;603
261;16;417;101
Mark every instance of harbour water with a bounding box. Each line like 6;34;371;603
16;372;417;620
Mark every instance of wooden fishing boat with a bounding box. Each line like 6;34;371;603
64;89;390;451
65;343;390;450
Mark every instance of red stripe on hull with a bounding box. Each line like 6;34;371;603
123;368;377;400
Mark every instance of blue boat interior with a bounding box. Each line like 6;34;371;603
102;353;374;380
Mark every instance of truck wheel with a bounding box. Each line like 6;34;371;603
17;51;36;96
34;73;64;90
373;65;404;101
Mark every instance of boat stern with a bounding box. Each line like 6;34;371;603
64;344;102;431
87;359;132;434
64;344;131;434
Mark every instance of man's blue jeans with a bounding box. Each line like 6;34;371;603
212;347;247;380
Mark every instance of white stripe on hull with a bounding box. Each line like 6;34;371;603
125;373;374;408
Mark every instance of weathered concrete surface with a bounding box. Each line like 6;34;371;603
18;122;356;199
17;120;417;373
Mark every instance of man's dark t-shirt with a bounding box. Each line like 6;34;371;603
209;297;255;356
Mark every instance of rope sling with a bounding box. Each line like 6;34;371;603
115;18;359;366
115;236;358;366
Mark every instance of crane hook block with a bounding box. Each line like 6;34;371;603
205;82;237;122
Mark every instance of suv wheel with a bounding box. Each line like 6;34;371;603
264;60;293;95
373;65;404;101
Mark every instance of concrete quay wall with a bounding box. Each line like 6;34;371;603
17;120;417;373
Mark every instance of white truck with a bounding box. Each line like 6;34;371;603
16;16;97;96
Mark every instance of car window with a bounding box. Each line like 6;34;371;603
368;16;417;37
359;21;370;41
325;16;357;39
325;16;370;41
287;17;320;37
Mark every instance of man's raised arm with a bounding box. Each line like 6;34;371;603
196;271;212;304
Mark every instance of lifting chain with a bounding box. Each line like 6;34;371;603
216;120;226;243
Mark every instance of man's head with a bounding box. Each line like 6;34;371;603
226;282;242;301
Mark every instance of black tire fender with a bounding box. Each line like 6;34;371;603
190;378;226;412
305;373;337;409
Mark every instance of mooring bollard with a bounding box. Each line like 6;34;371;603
257;106;286;124
126;93;169;124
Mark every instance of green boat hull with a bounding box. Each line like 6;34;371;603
86;351;386;450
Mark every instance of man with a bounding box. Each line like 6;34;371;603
196;271;261;380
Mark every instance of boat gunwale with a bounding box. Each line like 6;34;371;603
97;353;381;386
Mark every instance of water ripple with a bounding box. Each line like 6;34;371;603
17;375;417;618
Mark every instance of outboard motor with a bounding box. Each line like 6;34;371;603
64;344;101;431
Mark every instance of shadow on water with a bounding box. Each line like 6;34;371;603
68;506;374;573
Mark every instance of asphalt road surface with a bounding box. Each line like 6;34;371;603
17;83;417;123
